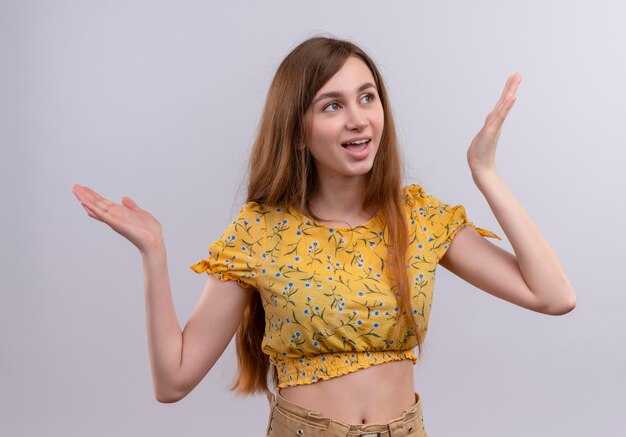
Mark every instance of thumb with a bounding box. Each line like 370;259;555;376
122;196;142;212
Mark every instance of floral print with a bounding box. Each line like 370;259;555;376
190;184;501;388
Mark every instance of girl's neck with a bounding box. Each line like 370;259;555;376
307;175;375;225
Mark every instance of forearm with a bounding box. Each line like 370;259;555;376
472;170;576;313
141;241;184;400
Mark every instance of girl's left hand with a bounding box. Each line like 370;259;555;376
467;73;522;177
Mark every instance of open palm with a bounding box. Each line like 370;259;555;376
72;185;163;253
467;72;522;176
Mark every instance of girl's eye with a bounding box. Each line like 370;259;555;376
323;102;341;112
361;93;375;103
322;94;375;112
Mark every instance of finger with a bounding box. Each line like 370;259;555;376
122;196;142;212
487;95;516;129
75;185;117;213
498;74;517;101
494;73;522;112
80;201;103;222
505;72;522;100
78;185;116;208
499;95;517;121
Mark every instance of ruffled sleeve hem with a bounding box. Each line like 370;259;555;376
189;259;256;290
433;206;502;262
467;223;502;240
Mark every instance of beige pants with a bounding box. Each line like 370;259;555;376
265;388;429;436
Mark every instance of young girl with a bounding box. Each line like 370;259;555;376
72;36;576;437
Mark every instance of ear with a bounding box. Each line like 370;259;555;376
297;143;306;150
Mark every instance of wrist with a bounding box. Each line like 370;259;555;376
140;236;166;258
471;168;501;190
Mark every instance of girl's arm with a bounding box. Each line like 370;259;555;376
73;185;250;402
143;242;251;402
440;173;576;315
438;74;576;315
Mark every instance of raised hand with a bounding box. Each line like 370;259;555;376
72;185;164;254
466;72;522;177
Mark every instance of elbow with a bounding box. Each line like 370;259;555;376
156;394;181;404
155;386;188;404
544;296;577;316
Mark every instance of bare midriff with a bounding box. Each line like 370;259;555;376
278;359;416;425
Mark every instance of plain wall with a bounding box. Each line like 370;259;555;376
1;1;624;436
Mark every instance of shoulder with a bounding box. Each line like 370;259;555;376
402;183;440;209
402;183;460;228
232;201;273;222
221;201;271;240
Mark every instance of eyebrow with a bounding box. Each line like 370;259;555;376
312;82;377;106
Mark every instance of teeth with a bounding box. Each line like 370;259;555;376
345;139;369;145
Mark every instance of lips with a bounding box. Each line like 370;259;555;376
341;137;371;147
341;138;371;159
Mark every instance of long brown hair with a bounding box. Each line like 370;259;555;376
230;36;422;396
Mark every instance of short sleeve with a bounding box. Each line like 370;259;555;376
404;184;502;262
189;202;266;290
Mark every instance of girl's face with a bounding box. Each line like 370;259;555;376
304;56;384;184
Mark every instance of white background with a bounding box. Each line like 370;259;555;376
1;1;624;435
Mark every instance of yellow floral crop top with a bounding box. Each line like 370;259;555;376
190;184;501;388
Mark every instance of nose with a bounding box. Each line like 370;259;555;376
345;105;368;130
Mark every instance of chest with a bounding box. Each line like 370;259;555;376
257;214;437;336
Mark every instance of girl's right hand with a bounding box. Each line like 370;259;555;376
72;184;164;254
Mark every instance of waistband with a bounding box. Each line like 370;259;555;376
266;388;424;436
